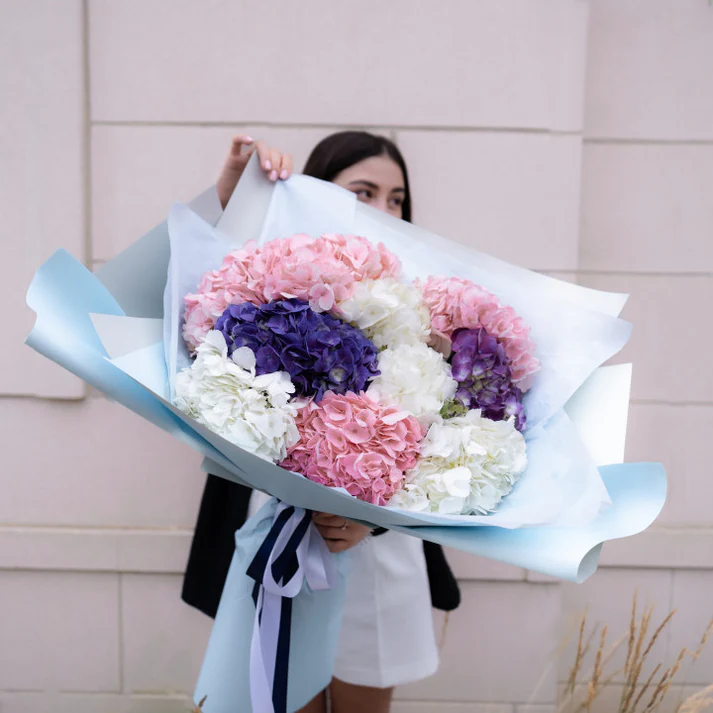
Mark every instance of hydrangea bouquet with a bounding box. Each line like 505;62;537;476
174;228;541;516
25;154;666;713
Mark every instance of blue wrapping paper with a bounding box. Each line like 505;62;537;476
194;498;351;713
24;168;667;578
25;156;666;713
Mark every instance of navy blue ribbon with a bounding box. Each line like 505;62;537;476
247;505;313;713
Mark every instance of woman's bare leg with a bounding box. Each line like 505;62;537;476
296;688;327;713
330;677;394;713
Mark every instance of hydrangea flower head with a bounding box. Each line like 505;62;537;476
215;298;380;401
419;276;539;390
281;391;423;505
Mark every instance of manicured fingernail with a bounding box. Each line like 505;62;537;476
270;170;278;181
280;170;288;180
265;160;272;170
245;136;254;143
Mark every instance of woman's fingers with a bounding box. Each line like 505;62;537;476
315;520;372;553
217;134;255;208
267;147;282;181
229;134;254;158
316;526;351;554
325;539;352;553
218;135;289;207
316;525;349;540
253;140;272;172
279;152;293;180
313;512;347;528
245;140;291;181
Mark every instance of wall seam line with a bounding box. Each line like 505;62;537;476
90;119;582;136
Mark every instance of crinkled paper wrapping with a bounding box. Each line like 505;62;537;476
194;498;351;713
25;152;666;580
25;154;666;713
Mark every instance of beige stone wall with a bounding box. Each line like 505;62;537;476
1;1;711;711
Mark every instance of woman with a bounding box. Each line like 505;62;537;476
182;131;460;713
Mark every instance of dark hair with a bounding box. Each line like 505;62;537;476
303;131;412;223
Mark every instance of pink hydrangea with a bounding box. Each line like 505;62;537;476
183;292;229;352
281;391;422;506
419;276;540;390
318;233;402;282
183;234;401;351
183;241;270;350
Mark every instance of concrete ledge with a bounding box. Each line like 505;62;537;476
0;527;192;574
1;527;712;577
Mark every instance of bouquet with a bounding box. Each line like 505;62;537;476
175;228;540;516
25;154;666;713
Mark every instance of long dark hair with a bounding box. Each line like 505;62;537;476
303;131;412;223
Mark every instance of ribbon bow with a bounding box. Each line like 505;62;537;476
246;502;337;713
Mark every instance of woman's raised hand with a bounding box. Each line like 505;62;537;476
216;135;294;209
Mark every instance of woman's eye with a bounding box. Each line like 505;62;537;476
389;196;403;208
355;189;372;201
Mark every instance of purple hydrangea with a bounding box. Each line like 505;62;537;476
214;298;380;401
442;327;526;431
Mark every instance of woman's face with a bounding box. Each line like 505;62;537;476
332;155;406;218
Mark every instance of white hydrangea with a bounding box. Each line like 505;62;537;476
390;410;528;515
174;330;299;462
367;343;457;429
338;278;431;350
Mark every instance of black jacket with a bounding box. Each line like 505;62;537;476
182;474;461;618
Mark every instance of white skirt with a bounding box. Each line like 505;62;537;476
249;491;439;688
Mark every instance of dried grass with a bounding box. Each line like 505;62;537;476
678;685;713;713
190;599;713;713
559;594;713;713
